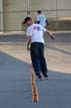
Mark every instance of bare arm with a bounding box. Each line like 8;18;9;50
27;36;32;50
42;26;55;40
46;31;55;40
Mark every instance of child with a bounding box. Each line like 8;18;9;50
23;17;55;80
37;10;49;27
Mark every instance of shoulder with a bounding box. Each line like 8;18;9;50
34;24;42;28
37;15;40;17
27;25;33;31
37;15;41;19
37;24;42;27
42;14;46;18
26;25;33;36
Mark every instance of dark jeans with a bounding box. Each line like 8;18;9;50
30;42;48;75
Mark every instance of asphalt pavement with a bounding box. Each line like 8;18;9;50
0;32;71;108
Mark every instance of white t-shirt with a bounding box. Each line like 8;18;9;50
26;23;47;44
37;14;47;27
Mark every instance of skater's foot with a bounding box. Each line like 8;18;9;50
36;73;42;80
45;76;48;80
43;73;48;80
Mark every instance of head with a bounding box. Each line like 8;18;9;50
23;17;33;26
37;10;42;15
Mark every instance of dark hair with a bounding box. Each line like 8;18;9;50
37;10;42;14
23;17;32;24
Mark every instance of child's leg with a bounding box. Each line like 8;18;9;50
39;44;48;77
30;43;41;76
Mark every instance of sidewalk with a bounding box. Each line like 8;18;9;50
0;31;71;36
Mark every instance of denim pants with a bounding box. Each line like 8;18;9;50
30;42;48;75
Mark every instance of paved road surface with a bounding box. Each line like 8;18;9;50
0;33;71;108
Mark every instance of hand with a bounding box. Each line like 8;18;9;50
51;35;55;40
49;32;55;40
27;44;30;50
27;45;30;51
27;42;31;51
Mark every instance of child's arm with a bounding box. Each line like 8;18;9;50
27;36;32;51
42;26;55;40
46;31;55;40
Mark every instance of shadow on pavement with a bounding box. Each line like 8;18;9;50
0;51;33;108
0;34;26;42
36;70;71;108
0;51;71;108
44;33;71;43
0;33;71;43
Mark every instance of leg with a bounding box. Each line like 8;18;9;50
30;43;41;76
39;44;48;77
